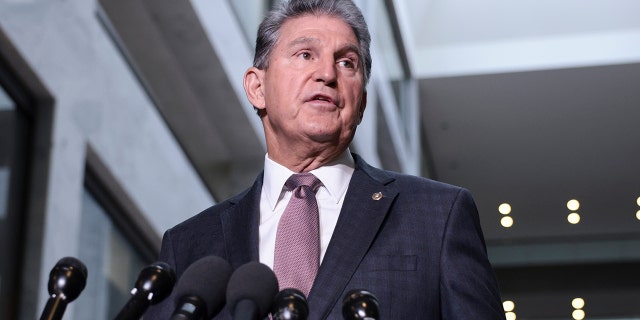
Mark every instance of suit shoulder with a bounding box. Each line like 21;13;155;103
168;187;251;234
399;172;463;193
353;152;466;195
371;166;466;196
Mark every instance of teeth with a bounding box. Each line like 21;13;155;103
315;96;329;101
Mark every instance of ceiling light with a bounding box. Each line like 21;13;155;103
505;311;516;320
572;298;585;309
636;210;640;221
499;203;512;215
567;213;581;224
503;300;515;312
567;199;580;211
501;216;514;228
572;309;585;320
637;196;640;207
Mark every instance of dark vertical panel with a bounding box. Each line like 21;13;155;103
0;26;55;320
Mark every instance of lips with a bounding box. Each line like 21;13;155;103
307;93;338;105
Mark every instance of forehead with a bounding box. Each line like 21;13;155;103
277;14;358;46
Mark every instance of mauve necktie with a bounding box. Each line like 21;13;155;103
273;173;322;297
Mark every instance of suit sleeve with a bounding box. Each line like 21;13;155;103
440;188;506;319
143;230;177;320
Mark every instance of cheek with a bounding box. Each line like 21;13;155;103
348;91;365;114
270;78;299;103
265;85;288;108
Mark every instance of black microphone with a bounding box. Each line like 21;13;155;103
170;255;233;320
271;288;308;320
114;261;176;320
226;261;279;320
39;256;88;320
341;289;380;320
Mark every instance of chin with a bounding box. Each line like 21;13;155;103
303;129;338;143
309;129;354;145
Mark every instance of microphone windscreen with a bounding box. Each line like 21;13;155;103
342;289;380;320
136;261;176;304
174;256;233;318
56;256;88;278
271;288;308;320
48;256;88;302
226;262;279;318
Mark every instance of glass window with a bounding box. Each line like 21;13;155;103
228;0;270;46
0;165;8;220
0;87;13;221
74;188;148;320
0;84;12;109
370;0;416;142
373;0;405;82
0;85;29;319
372;0;406;105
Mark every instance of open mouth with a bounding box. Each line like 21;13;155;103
310;94;335;104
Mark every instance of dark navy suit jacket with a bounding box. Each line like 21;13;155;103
144;154;505;319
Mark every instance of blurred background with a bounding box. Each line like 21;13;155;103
0;0;639;319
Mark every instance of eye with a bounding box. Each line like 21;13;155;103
298;51;312;60
338;58;356;69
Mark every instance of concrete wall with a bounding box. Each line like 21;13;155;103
0;0;214;318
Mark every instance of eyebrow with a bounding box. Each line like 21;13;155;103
288;37;361;57
336;44;361;58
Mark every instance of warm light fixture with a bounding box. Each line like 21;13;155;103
572;298;585;309
636;210;640;221
567;199;580;211
572;309;585;320
499;203;512;215
637;196;640;207
505;311;516;320
571;297;585;320
502;300;515;312
501;216;514;228
567;213;581;224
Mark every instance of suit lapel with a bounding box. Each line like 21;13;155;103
308;156;398;319
221;172;263;269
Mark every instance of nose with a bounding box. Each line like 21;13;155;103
314;58;337;87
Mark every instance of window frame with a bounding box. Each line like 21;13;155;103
83;146;161;263
0;26;55;320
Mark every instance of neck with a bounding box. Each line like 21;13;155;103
266;141;347;173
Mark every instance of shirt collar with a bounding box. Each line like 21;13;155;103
263;149;355;211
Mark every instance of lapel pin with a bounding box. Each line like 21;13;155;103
371;192;383;200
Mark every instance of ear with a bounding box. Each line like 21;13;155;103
243;67;266;110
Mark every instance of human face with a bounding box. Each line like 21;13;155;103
246;14;367;161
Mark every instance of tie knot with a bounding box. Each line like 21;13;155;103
285;173;322;193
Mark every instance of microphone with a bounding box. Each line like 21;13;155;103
114;261;177;320
271;288;308;320
40;256;88;320
341;289;380;320
170;255;232;320
226;261;279;320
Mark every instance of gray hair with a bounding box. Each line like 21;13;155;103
253;0;372;84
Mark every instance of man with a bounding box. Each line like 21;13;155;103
145;0;505;319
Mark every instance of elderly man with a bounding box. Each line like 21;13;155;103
145;0;505;319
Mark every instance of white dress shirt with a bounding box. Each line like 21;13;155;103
258;150;355;270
